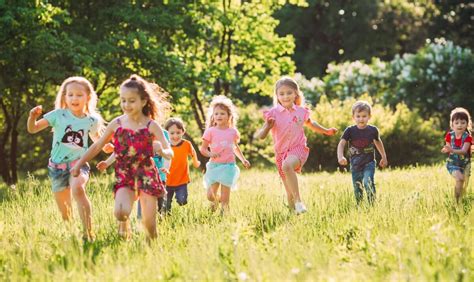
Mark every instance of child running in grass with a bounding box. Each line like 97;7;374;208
441;107;472;203
255;76;337;214
96;132;171;218
27;76;112;241
162;117;201;212
200;95;250;214
71;75;173;240
96;87;173;219
337;101;388;205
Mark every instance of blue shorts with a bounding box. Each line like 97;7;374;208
47;161;90;192
446;162;471;176
203;162;240;191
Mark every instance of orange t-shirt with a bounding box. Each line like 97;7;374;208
167;140;194;187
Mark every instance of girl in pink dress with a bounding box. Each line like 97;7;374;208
200;95;250;214
72;75;173;240
255;77;338;214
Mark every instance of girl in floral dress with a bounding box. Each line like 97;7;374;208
72;75;172;240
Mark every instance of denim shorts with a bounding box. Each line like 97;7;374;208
47;161;90;192
447;162;471;176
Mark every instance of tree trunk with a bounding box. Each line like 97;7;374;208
184;132;208;171
0;99;12;184
224;29;233;95
10;117;20;184
191;88;206;134
0;130;12;184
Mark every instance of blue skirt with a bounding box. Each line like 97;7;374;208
203;162;240;191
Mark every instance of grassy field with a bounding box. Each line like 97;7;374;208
0;165;473;281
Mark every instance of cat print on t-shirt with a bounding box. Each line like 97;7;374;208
61;125;84;149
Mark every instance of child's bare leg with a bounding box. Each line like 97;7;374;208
452;171;465;203
463;174;470;195
207;183;220;211
114;188;135;238
70;174;93;237
281;180;295;208
139;193;158;240
54;188;72;221
220;185;231;213
282;155;302;203
463;164;471;195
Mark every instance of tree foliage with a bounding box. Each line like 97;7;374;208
1;1;300;181
274;0;465;77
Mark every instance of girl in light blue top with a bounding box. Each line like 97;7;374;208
27;76;111;241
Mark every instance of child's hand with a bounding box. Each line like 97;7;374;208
153;141;164;155
441;145;452;154
29;105;43;119
379;158;388;168
209;152;221;158
103;143;114;154
242;159;251;169
159;167;169;174
70;165;80;177
338;157;348;166
96;161;109;172
193;161;201;168
325;128;338;136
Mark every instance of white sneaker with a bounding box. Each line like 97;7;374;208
295;202;307;214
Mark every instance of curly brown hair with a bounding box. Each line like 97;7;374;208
120;74;172;123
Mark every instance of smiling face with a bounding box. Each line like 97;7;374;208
213;106;230;128
353;109;371;129
120;86;147;117
276;84;298;109
64;82;89;116
168;124;185;144
451;119;468;134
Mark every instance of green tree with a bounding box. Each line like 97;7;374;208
0;1;75;184
275;0;436;77
2;1;305;179
429;1;474;49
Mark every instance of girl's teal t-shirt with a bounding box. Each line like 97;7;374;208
153;130;170;182
44;109;99;164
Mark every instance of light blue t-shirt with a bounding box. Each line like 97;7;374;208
44;109;99;164
153;130;170;182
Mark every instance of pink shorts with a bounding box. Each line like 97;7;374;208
275;146;310;179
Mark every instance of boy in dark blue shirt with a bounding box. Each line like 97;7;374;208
337;101;388;204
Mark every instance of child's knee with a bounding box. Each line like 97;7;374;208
114;208;131;221
207;190;216;201
455;174;465;182
282;161;294;173
71;186;86;199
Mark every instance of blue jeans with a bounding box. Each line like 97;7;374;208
163;184;188;211
351;161;376;204
137;184;188;219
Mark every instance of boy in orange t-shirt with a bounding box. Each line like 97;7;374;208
163;118;201;212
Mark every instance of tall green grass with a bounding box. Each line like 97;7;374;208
0;165;473;281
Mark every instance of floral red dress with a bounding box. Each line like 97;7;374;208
113;119;164;197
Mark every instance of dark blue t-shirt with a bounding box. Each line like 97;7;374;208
341;125;380;171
